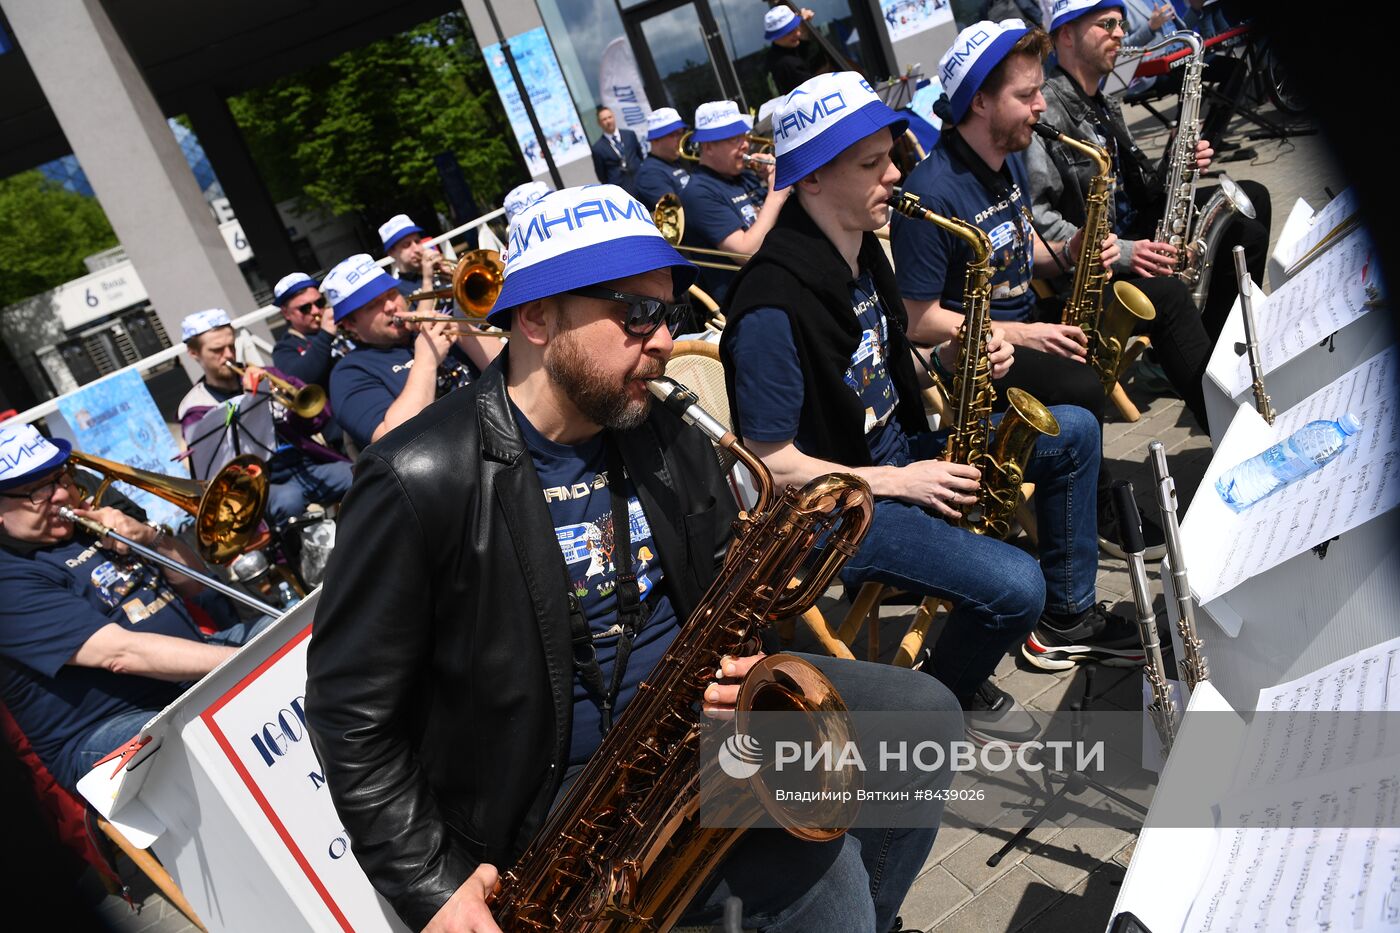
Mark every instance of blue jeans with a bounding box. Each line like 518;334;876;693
839;405;1100;703
266;459;353;525
58;616;275;791
679;653;962;933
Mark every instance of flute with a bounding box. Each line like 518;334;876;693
1234;244;1275;424
1149;441;1208;690
1114;481;1178;755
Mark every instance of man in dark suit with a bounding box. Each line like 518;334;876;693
590;105;643;196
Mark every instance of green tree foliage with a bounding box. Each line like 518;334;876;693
0;171;118;308
228;12;525;226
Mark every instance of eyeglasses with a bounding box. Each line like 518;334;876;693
291;297;329;315
0;467;75;507
1092;16;1127;34
566;286;691;338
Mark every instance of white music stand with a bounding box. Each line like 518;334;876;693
78;593;409;933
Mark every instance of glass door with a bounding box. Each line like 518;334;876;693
625;0;744;125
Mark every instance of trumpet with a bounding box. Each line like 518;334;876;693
392;314;510;339
224;361;327;419
69;449;270;564
678;129;774;163
404;248;504;317
652;193;749;272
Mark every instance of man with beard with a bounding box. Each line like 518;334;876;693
306;184;961;933
1031;0;1271;343
892;19;1212;563
324;254;501;450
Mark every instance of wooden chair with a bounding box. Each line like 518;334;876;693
1;704;206;930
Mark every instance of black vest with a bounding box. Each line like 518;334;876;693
720;197;928;467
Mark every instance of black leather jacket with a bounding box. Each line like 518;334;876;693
305;351;737;929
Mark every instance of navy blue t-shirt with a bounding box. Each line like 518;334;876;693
511;404;680;767
727;273;909;467
328;344;474;450
892;142;1037;322
680;164;766;299
272;328;338;387
0;535;203;781
633;154;691;210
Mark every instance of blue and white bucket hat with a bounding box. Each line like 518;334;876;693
272;273;318;306
504;181;553;224
773;72;909;190
764;6;802;41
940;19;1032;124
646;107;687;142
180;308;233;342
692;101;753;143
486;184;696;329
0;424;72;493
1047;0;1125;32
322;254;401;323
378;214;424;252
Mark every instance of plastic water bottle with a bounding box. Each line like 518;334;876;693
1215;413;1362;512
276;579;301;609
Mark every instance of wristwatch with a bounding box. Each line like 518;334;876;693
144;520;173;545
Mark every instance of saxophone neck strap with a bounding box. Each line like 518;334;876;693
566;436;649;735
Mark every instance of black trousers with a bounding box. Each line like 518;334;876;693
992;276;1211;506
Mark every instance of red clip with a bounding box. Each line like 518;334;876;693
92;734;152;778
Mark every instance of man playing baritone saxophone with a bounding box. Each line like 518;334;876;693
306;185;960;933
322;254;501;451
893;19;1211;567
1033;0;1271;344
721;72;1140;746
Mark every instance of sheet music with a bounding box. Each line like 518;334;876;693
1225;228;1379;398
1183;759;1400;932
1188;347;1400;604
1182;640;1400;932
1279;187;1360;274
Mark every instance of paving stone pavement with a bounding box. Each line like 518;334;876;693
90;82;1342;933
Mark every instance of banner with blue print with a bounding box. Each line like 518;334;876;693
56;369;187;528
880;0;953;43
483;27;590;177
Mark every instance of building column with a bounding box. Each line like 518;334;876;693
185;86;302;286
2;0;265;373
456;0;596;189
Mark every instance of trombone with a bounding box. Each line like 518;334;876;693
69;449;271;565
652;194;749;272
404;248;504;318
224;361;326;419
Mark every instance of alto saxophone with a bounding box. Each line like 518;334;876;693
1130;31;1257;307
489;377;873;932
889;190;1059;539
1033;121;1156;396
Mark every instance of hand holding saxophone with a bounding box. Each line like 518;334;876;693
1067;225;1121;271
1001;321;1088;362
1127;239;1179;278
1193;137;1214;172
702;652;769;715
899;459;981;520
424;863;503;933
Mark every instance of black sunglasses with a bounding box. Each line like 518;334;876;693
567;286;690;338
291;296;329;314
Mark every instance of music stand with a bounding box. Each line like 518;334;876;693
184;390;278;484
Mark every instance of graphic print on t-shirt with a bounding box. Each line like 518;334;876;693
844;277;897;436
555;487;656;609
77;546;176;624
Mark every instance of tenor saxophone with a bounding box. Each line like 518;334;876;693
488;377;873;932
1130;31;1257;308
1033;121;1156;395
889;190;1059;539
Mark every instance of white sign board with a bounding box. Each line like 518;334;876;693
200;625;405;932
